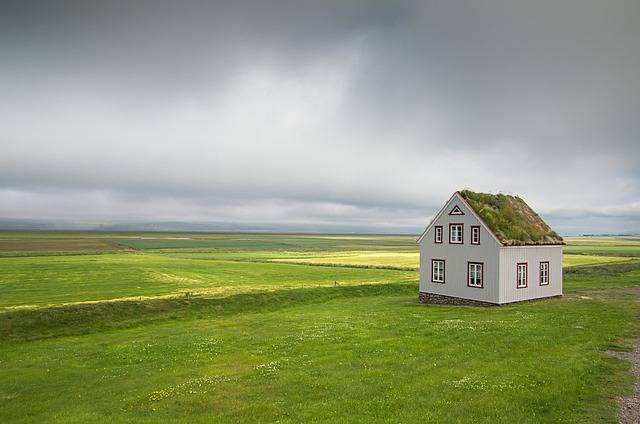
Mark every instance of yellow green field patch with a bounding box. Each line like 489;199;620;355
268;251;631;270
563;254;632;267
270;251;419;269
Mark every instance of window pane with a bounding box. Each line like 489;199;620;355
433;260;445;282
517;264;527;287
468;263;482;287
540;262;549;284
451;225;463;243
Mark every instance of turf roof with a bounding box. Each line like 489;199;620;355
459;190;564;246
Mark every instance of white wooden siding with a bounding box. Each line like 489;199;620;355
498;245;563;304
419;193;501;304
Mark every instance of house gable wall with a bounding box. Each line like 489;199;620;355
419;193;501;304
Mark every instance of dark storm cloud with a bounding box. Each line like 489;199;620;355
1;0;639;233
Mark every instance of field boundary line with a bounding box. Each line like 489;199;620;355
0;281;417;343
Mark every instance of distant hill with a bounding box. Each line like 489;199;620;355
0;219;62;230
0;218;417;235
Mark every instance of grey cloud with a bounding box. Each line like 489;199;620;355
1;0;639;234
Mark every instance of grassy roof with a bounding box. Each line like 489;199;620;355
459;190;564;246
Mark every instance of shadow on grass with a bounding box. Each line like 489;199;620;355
565;260;640;276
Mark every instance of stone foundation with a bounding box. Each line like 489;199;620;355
418;292;496;307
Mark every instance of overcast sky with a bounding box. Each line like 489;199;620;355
1;0;639;234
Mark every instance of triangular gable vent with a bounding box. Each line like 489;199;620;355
449;205;464;215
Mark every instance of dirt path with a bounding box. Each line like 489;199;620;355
608;338;640;424
603;285;640;424
600;287;640;424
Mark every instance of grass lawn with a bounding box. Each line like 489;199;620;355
0;232;639;423
1;270;638;423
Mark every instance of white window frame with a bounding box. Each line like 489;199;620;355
471;226;480;245
517;263;528;288
431;259;445;283
467;262;483;288
434;226;443;244
449;223;463;244
539;262;549;286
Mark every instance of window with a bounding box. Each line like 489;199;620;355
539;261;549;286
517;263;528;288
467;262;483;288
449;223;463;244
431;259;445;283
471;226;480;245
434;226;443;244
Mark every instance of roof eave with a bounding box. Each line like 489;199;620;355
501;241;566;247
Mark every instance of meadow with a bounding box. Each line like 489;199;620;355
0;232;639;423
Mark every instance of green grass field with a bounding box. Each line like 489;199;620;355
0;253;415;310
0;232;639;423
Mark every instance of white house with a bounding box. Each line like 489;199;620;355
417;190;563;305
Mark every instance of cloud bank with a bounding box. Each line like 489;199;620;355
1;0;639;233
